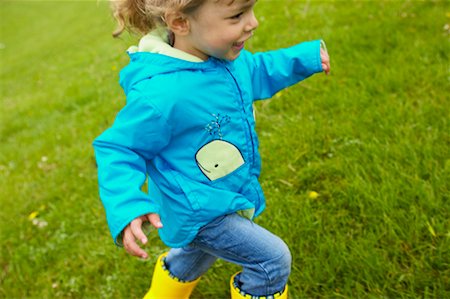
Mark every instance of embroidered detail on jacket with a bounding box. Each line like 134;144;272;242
204;113;231;140
197;114;244;181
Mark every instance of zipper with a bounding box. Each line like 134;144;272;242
223;65;255;167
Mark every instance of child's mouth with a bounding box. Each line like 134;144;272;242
232;41;245;51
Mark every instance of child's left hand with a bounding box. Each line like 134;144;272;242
321;47;330;75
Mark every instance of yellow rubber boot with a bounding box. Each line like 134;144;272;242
230;272;288;299
143;253;201;299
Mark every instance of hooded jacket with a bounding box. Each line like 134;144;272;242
93;29;324;248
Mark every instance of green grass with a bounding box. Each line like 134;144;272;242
1;1;449;298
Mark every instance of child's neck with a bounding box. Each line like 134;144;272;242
172;34;209;62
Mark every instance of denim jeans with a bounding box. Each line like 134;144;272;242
164;213;291;296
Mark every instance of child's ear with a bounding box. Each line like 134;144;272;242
165;11;190;36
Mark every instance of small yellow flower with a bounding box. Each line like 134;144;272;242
275;90;285;98
308;191;319;199
28;211;39;221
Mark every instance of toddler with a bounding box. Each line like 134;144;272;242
94;0;330;298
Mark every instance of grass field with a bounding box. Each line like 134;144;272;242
1;1;449;298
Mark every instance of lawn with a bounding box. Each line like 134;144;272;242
0;1;449;298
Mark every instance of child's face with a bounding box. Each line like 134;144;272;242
185;0;259;61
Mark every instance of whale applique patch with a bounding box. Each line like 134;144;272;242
196;113;245;181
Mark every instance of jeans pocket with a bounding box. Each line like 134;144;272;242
198;214;228;233
193;214;230;246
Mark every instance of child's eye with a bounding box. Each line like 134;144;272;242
230;12;244;19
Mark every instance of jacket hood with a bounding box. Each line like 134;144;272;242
119;27;215;95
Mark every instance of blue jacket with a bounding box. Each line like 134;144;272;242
93;40;324;248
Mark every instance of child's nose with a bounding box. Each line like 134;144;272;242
245;11;259;32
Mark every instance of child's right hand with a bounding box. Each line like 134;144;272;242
122;213;163;259
320;47;330;75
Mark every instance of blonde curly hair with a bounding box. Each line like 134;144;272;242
110;0;213;37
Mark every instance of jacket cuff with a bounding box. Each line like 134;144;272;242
291;39;324;75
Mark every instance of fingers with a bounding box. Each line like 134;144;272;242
130;217;148;245
121;213;162;259
123;228;146;258
147;213;163;229
123;217;149;259
320;48;331;75
322;62;330;75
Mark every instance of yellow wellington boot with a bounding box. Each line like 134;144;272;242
230;272;288;299
143;253;201;299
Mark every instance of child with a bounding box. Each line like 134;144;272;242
93;0;330;298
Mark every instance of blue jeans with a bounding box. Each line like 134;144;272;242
164;213;291;296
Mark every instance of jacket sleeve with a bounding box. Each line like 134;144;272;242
243;40;324;100
93;96;171;245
